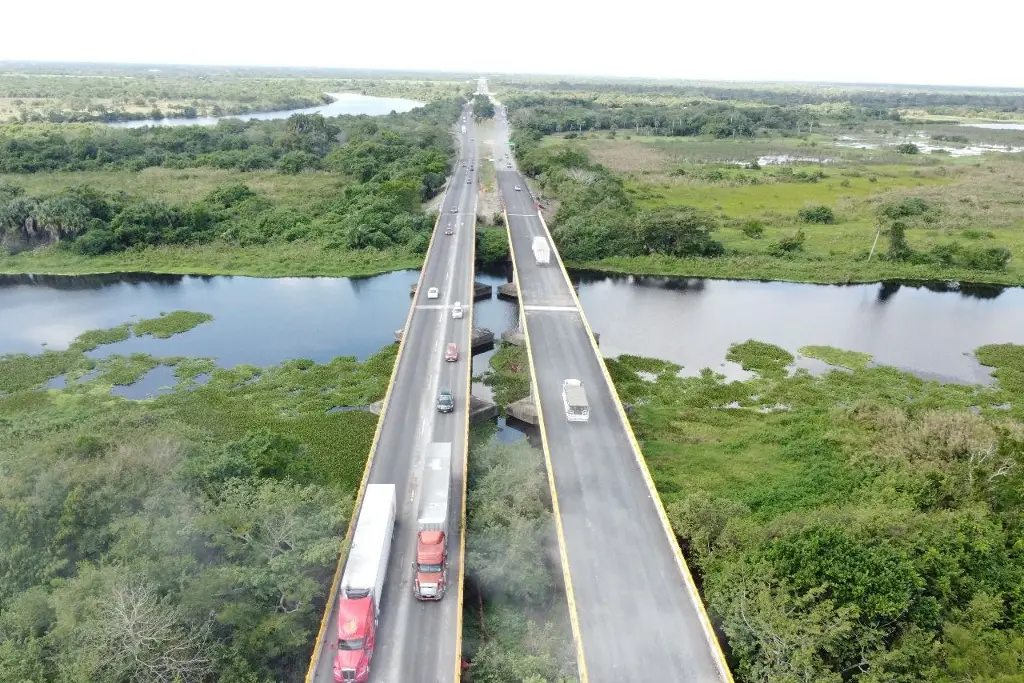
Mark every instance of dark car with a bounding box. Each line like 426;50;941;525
437;388;454;413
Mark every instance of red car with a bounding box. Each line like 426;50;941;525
445;343;458;362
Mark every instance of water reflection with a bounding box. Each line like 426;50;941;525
571;271;1024;384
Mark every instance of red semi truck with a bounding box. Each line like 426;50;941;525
414;442;453;600
333;484;396;683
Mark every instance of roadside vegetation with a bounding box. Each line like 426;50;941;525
0;64;470;123
607;343;1024;682
0;315;396;683
0;96;465;275
462;426;578;683
503;83;1024;284
477;343;530;412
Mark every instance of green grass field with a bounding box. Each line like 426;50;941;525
547;134;1024;284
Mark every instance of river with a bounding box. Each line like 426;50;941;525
2;270;1022;399
105;93;424;129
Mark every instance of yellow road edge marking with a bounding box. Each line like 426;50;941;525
454;152;478;683
504;207;590;683
532;207;736;683
304;170;451;683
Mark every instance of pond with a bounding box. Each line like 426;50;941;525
106;93;424;129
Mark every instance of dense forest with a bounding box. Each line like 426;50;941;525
496;78;1024;115
0;97;464;255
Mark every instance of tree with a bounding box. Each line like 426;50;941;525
473;95;495;119
633;207;724;257
886;221;912;261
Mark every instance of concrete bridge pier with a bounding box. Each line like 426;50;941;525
471;328;495;352
506;394;539;425
470;395;499;423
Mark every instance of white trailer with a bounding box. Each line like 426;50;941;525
418;443;452;534
340;484;397;618
562;379;590;422
532;235;550;266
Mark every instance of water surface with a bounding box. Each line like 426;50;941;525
572;272;1024;384
106;93;424;129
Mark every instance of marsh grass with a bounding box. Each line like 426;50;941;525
133;311;214;338
609;341;1024;515
799;345;872;370
0;314;397;489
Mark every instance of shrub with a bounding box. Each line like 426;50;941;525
880;197;931;220
896;143;920;154
742;220;765;239
768;229;805;256
798;205;835;224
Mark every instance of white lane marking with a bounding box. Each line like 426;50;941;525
525;305;580;312
416;305;449;310
506;213;537;217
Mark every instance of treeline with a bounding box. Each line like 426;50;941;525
0;97;461;174
504;93;815;138
0;73;338;123
0;100;465;255
512;131;724;261
497;79;1024;113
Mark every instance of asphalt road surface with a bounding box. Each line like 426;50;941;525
309;107;477;683
493;102;727;682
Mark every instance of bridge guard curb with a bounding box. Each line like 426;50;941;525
453;141;478;682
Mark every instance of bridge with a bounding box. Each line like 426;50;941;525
489;87;735;683
305;102;478;683
306;82;734;683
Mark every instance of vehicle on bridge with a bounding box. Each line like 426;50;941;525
562;379;590;422
450;206;458;213
532;236;550;265
415;442;453;600
333;484;397;683
445;226;454;236
427;287;439;299
437;388;454;413
451;302;464;319
445;343;458;362
514;185;521;191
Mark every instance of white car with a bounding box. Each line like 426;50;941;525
514;185;521;191
451;302;464;319
427;287;439;299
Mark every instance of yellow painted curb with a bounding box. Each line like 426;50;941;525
304;170;452;683
503;207;590;683
453;147;478;682
533;209;735;683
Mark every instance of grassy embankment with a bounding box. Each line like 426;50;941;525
543;134;1024;284
0;168;424;277
0;311;397;681
606;341;1024;682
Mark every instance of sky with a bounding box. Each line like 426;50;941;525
3;0;1022;88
